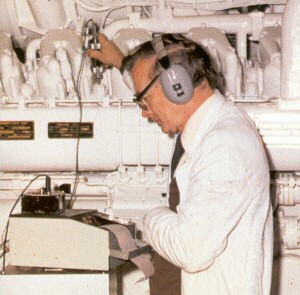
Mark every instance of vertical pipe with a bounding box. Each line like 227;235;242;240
0;0;25;48
118;100;123;166
137;107;142;166
281;0;300;100
27;0;67;30
236;30;247;65
158;0;166;10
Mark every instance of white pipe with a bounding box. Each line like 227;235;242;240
103;13;282;60
26;38;42;62
0;32;13;53
25;38;42;92
74;0;111;12
158;0;166;10
281;0;300;100
104;13;282;37
104;18;130;38
27;0;67;30
0;0;24;47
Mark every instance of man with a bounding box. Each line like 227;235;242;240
89;33;273;295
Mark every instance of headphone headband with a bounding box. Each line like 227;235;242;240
152;35;170;69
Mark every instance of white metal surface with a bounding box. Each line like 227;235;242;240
9;216;110;270
0;107;172;171
281;0;300;102
0;272;110;295
0;1;300;294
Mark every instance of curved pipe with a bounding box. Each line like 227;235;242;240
26;38;42;62
27;0;67;30
25;38;42;93
74;0;111;12
103;12;282;61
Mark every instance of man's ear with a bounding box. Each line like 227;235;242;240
198;79;209;90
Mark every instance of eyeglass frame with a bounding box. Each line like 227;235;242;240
133;74;160;110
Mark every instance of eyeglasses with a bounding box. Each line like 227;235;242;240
133;75;160;110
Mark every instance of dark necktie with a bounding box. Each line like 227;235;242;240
169;133;184;212
171;133;184;178
149;133;184;295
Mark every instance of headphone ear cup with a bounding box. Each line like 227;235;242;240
160;64;194;104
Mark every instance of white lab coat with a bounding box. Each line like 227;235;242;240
144;91;273;295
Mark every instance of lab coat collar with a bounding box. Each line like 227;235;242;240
187;90;226;154
181;93;213;153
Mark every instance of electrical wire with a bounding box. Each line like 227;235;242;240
68;44;88;209
1;174;49;274
74;0;111;12
1;18;97;273
142;6;151;18
84;0;103;5
100;6;126;31
69;19;103;208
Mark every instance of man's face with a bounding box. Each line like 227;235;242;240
131;57;183;135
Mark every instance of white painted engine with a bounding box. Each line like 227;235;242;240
1;0;300;294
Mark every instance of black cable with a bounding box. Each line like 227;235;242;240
68;45;87;209
69;19;103;208
100;6;126;31
1;19;93;272
1;174;49;274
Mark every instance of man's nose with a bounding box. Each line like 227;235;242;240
141;108;149;118
141;107;153;119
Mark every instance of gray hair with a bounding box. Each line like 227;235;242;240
121;33;218;89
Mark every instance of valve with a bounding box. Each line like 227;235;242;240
83;20;105;84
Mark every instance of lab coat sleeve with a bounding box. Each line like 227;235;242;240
144;133;256;273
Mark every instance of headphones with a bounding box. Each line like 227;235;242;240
152;35;194;104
